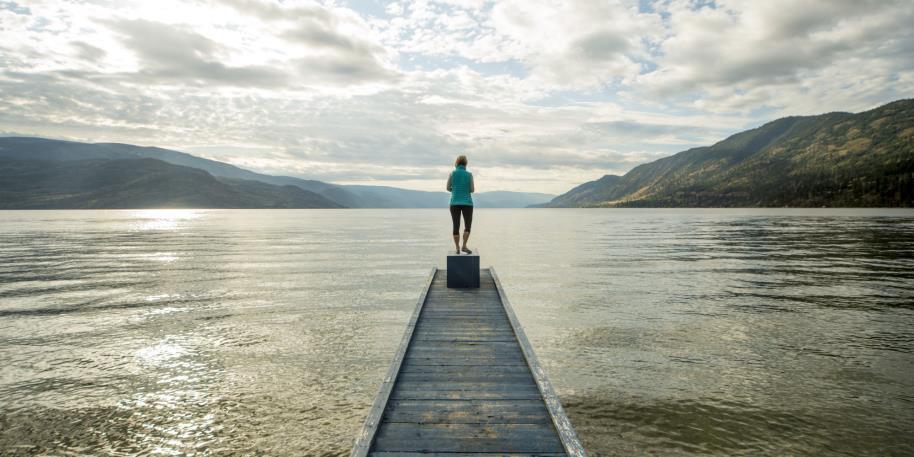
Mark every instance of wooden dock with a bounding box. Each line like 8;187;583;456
352;267;586;456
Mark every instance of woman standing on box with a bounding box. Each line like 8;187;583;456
446;155;474;254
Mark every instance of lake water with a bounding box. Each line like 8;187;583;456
1;209;913;456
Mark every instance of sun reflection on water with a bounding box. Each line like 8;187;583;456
126;337;221;454
130;210;203;231
139;252;180;262
136;342;188;366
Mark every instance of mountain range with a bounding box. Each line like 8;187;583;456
542;99;913;207
0;137;553;209
2;99;911;209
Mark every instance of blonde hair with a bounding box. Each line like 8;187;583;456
455;155;468;167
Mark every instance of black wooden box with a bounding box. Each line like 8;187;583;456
446;251;480;288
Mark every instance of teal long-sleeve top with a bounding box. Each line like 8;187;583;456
446;165;474;206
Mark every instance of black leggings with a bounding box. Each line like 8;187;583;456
450;205;473;235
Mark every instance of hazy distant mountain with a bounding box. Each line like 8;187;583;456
544;99;914;207
538;175;623;207
339;186;554;208
0;137;554;208
472;191;555;208
0;158;340;209
342;185;445;208
0;137;361;206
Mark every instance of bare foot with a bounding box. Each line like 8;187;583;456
461;247;472;254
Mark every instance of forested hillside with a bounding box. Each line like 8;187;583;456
545;99;914;207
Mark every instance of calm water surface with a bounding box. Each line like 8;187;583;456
1;209;913;456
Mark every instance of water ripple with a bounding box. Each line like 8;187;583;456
0;208;913;455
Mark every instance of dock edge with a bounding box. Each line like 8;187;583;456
350;267;438;457
491;267;587;457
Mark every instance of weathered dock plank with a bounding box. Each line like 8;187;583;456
369;453;566;457
372;423;565;453
352;268;585;457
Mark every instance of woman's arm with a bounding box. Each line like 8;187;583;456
446;173;452;191
470;174;475;193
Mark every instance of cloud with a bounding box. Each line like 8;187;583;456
100;15;396;88
0;0;912;193
574;30;632;60
222;0;397;84
217;0;333;22
70;41;106;62
640;0;914;113
487;0;658;89
583;120;696;141
102;18;288;87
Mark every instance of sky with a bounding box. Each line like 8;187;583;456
1;0;912;194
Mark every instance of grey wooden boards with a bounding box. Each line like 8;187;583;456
352;268;585;457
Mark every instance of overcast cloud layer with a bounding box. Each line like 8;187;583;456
1;0;912;192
